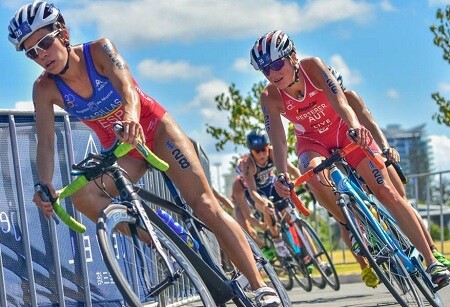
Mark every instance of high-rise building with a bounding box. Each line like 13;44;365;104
382;123;432;175
382;123;432;201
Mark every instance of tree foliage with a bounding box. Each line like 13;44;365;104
430;5;450;127
205;81;297;167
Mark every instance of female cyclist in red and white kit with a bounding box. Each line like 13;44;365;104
7;2;281;304
249;30;449;286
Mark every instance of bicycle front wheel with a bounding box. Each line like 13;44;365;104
97;204;215;307
295;219;340;291
376;205;444;307
341;200;423;307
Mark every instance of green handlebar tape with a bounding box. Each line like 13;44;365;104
135;143;169;171
53;142;167;234
53;176;88;233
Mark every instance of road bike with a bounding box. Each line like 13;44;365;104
262;188;339;292
291;138;446;307
39;126;291;306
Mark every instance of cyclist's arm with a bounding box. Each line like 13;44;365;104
286;161;301;179
32;78;59;218
232;185;266;230
260;85;289;175
345;90;399;162
212;188;234;214
90;38;144;144
241;157;271;214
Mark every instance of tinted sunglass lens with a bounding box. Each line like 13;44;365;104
271;59;285;71
39;36;56;50
25;50;38;59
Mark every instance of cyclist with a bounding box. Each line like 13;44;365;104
8;2;280;304
332;67;450;270
249;30;450;286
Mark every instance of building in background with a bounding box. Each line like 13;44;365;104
383;123;432;202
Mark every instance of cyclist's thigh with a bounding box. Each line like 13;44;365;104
151;114;221;215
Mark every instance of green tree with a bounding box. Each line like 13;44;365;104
430;5;450;127
206;81;297;167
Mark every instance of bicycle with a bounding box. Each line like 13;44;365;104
291;137;446;307
40;125;291;306
262;188;340;292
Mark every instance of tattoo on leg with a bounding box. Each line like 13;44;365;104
165;139;191;169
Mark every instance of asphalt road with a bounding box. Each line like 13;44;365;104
286;275;450;306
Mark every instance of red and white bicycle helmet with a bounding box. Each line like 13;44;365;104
8;1;62;51
250;30;295;70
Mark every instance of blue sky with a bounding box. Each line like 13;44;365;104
2;0;450;186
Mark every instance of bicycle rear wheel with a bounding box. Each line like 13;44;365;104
97;204;215;307
295;219;340;291
341;199;423;307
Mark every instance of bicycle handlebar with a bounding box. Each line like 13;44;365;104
278;174;311;217
293;142;385;188
48;136;169;233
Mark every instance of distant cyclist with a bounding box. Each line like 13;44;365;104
7;2;281;304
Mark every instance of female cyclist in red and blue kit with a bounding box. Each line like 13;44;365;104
249;30;449;286
7;2;281;304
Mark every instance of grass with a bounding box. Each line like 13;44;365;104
329;240;450;276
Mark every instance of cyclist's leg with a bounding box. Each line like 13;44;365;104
152;114;278;299
387;164;450;268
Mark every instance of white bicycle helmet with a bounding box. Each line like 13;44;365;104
250;30;295;70
8;1;62;51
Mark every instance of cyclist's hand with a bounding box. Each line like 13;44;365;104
33;183;57;220
116;120;145;147
274;173;291;198
382;147;400;163
348;127;373;148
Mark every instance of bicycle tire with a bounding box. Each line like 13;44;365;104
296;219;340;291
97;204;215;307
288;221;326;290
376;205;444;307
243;231;293;306
341;199;423;307
263;233;296;291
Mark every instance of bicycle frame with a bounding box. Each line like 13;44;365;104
340;162;439;292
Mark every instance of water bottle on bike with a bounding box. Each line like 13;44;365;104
156;209;200;252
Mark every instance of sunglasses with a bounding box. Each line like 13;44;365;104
24;30;60;60
251;146;269;154
261;57;286;77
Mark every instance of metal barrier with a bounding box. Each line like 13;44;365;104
0;111;212;306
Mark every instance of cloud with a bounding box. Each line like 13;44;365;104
233;58;253;73
329;54;362;86
64;0;376;47
14;101;34;110
438;82;450;93
137;59;210;81
387;88;399;99
429;135;450;171
428;0;450;6
13;100;64;112
380;0;396;12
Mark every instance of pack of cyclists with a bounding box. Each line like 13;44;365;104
7;1;450;304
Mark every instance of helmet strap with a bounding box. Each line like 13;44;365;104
287;59;300;88
57;42;71;75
